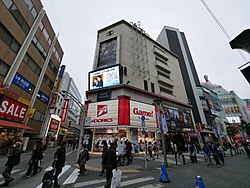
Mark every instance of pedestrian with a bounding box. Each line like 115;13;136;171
153;142;159;159
211;142;221;167
77;145;89;175
1;140;22;187
202;142;212;166
99;140;108;176
103;143;117;188
117;140;125;165
124;141;133;165
188;142;197;163
147;142;155;160
22;141;43;179
52;141;67;187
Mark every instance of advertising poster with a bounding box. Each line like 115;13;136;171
97;38;117;68
89;65;120;90
173;110;179;122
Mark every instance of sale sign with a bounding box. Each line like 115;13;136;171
49;118;60;131
0;96;28;122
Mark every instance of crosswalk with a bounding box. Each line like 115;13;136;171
31;165;163;188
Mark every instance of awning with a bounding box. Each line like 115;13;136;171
0;119;34;131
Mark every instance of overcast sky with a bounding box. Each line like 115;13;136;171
41;0;250;100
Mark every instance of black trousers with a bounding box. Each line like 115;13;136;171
53;167;63;185
26;160;38;176
105;165;114;188
2;165;14;182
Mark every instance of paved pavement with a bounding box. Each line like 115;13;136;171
0;148;249;187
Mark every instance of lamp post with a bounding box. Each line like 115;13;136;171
153;99;168;167
61;90;86;160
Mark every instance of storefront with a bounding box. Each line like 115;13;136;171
85;97;159;152
0;93;33;154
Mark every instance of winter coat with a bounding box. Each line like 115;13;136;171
6;146;21;166
54;146;66;168
78;149;88;166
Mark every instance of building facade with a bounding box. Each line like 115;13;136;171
85;20;196;152
0;0;63;151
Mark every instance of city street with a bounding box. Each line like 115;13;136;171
0;147;249;188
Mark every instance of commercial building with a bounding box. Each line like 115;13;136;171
157;26;216;143
0;0;63;151
85;20;196;152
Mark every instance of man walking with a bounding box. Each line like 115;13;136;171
1;140;22;187
103;143;117;188
53;141;66;187
22;141;43;178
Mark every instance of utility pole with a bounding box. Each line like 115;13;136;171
154;99;168;167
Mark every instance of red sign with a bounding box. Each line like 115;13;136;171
50;93;58;109
61;99;69;122
97;105;108;117
0;96;28;122
49;118;60;131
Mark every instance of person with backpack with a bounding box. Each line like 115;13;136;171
202;142;212;166
78;144;89;175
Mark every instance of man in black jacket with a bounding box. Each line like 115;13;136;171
53;141;66;187
103;143;117;188
22;141;43;178
1;140;22;187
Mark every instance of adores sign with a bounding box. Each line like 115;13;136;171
49;118;60;131
87;100;118;126
130;100;157;128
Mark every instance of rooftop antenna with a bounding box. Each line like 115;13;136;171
137;21;141;28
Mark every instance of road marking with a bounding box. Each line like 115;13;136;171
74;179;106;187
120;177;155;187
36;165;71;188
138;184;163;188
66;150;75;155
0;169;21;178
63;168;79;185
94;177;155;188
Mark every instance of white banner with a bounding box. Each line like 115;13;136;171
161;114;168;134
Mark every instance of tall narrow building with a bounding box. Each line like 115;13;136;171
157;26;207;127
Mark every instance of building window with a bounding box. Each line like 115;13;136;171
0;23;21;53
144;80;148;91
151;82;155;93
43;74;54;89
0;59;10;77
33;110;44;122
2;0;13;9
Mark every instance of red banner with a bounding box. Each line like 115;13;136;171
50;93;58;109
61;99;69;122
49;118;60;131
0;96;28;122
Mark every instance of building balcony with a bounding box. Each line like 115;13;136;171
153;46;169;61
155;59;171;73
157;75;174;88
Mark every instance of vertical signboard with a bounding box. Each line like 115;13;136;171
61;99;69;122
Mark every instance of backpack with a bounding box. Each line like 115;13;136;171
86;150;90;161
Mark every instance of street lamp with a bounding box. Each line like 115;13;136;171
61;90;86;160
153;99;168;167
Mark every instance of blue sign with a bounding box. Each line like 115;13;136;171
39;92;49;104
141;116;145;121
58;65;66;78
142;128;146;135
12;73;31;92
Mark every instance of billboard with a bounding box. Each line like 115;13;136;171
87;100;118;126
226;116;241;123
97;38;117;69
130;101;157;128
89;65;120;90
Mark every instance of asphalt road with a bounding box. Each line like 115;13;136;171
0;147;249;188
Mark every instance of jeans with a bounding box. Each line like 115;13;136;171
2;165;14;181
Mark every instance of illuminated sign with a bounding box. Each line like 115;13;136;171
89;65;120;90
226;116;241;123
61;99;69;122
49;118;60;131
87;100;118;126
130;101;157;128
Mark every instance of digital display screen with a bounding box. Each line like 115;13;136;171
89;65;120;90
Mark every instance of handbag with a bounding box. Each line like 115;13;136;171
111;168;122;188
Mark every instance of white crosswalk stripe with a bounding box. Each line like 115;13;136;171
74;179;106;187
35;165;71;188
138;184;163;188
0;169;21;179
62;168;79;185
94;177;155;188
